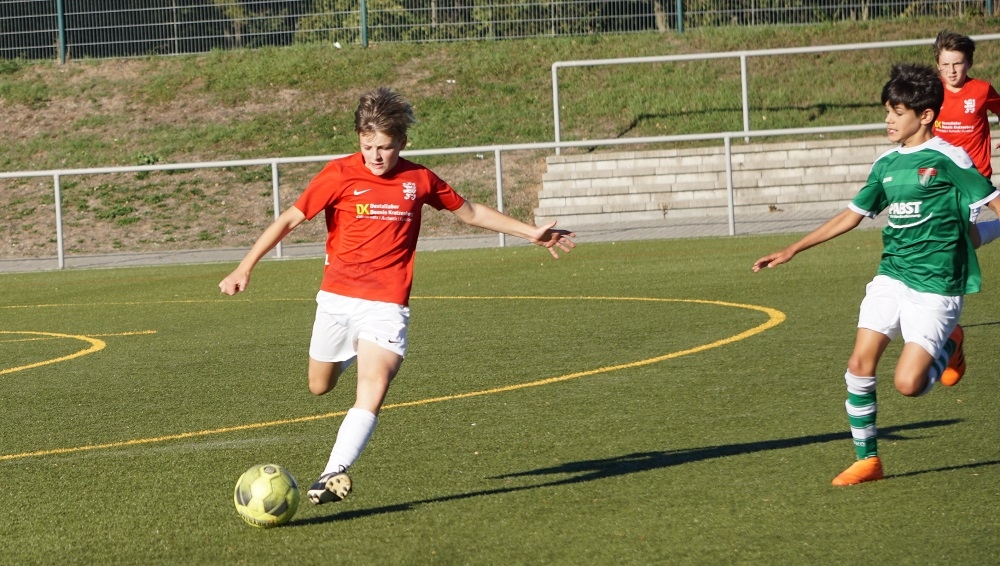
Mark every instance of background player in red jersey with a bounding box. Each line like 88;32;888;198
933;30;1000;247
219;87;575;505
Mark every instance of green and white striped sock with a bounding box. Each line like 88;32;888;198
921;337;957;395
844;371;877;460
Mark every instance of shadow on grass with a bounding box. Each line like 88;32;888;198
292;419;984;526
964;320;1000;328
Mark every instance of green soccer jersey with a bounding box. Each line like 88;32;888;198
851;137;999;296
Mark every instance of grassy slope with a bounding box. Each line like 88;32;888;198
1;16;998;257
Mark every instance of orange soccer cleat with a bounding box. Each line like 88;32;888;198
941;325;965;387
831;456;884;486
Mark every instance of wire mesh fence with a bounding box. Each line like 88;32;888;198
1;1;996;61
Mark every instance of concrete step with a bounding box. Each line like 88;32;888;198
534;136;893;226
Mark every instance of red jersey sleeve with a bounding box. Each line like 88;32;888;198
987;83;1000;114
423;169;466;212
294;159;346;220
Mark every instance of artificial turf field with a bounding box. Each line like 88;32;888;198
2;231;998;564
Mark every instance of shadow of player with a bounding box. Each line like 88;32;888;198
292;418;993;526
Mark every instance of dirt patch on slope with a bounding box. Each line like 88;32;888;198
0;61;547;260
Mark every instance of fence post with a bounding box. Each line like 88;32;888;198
495;149;506;248
675;0;683;33
741;54;750;142
271;162;283;258
724;136;735;236
54;174;65;268
56;0;67;64
360;0;370;47
552;64;562;155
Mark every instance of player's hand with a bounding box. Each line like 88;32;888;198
219;270;250;295
532;220;576;259
752;249;794;272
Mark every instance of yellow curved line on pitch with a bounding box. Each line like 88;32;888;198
0;300;249;309
0;331;155;374
0;330;156;344
387;298;785;409
0;298;783;462
0;331;106;376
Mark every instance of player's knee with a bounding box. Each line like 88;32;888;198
307;363;340;395
308;379;334;396
846;355;876;378
893;374;925;397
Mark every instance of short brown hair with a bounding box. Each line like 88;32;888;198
354;87;416;141
934;30;975;66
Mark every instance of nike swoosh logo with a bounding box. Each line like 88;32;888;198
354;189;371;196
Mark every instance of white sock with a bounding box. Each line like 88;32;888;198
977;219;1000;246
323;408;377;476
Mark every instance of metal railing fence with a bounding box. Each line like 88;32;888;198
0;121;890;270
1;1;996;61
551;34;1000;154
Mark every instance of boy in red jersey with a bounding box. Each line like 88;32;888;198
219;87;575;505
933;30;1000;247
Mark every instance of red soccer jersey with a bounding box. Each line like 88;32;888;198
934;77;1000;178
293;153;466;306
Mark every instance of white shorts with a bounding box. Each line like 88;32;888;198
308;291;410;362
857;275;962;357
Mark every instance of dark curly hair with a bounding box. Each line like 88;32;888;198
880;63;944;119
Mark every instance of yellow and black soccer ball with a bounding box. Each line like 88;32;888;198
233;463;300;528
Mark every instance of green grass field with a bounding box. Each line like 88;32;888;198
2;231;999;564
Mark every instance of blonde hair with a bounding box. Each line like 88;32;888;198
354;87;416;141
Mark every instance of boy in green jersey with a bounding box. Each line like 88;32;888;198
753;63;1000;486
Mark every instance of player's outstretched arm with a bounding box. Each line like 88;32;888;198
219;206;307;295
526;220;576;258
752;248;797;272
752;208;864;272
451;201;576;258
986;196;1000;227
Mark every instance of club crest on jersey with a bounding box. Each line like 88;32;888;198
402;182;417;201
917;167;937;187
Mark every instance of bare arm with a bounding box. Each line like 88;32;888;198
218;206;308;295
987;195;1000;220
450;200;575;258
752;208;864;272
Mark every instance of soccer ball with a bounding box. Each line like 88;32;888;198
233;463;300;528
